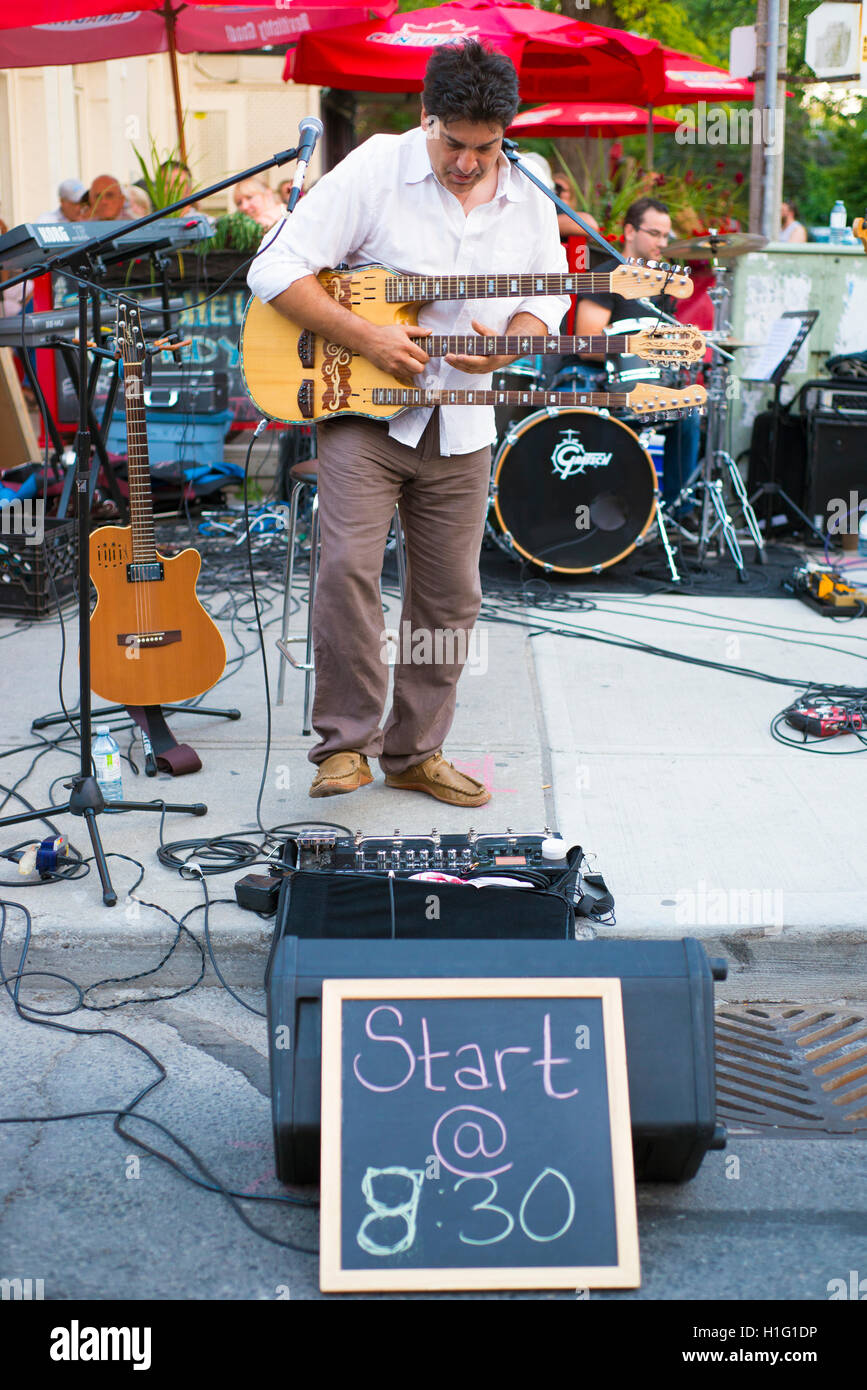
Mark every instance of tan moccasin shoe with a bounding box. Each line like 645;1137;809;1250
309;751;373;798
384;751;491;807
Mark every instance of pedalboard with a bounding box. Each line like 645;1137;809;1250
275;828;615;923
282;828;571;879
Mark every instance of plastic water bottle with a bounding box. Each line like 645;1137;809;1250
92;726;123;803
829;200;847;245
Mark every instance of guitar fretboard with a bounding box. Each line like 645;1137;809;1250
120;360;157;564
367;386;705;416
383;270;685;302
371;387;634;411
424;332;679;358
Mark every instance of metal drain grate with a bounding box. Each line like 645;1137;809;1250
714;1004;867;1136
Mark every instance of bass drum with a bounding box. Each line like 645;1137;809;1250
491;408;658;574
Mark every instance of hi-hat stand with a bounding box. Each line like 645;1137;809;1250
0;137;312;905
662;237;765;581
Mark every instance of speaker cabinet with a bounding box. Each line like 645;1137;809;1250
805;414;867;526
748;409;808;528
266;934;728;1187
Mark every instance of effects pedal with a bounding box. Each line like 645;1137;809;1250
785;704;863;739
787;563;867;617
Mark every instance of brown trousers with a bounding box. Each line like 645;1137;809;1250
310;411;491;773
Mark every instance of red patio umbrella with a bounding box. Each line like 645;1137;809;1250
635;47;756;171
283;1;666;105
0;1;398;159
508;102;680;140
657;48;755;102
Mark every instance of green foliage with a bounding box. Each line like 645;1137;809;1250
132;136;192;214
798;106;867;226
193;210;262;255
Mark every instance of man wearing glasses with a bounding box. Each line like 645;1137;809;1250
573;197;701;519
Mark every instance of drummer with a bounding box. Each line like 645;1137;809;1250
573;197;701;518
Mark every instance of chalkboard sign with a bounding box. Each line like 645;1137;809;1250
320;978;639;1292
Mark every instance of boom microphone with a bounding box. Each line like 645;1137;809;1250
287;116;324;212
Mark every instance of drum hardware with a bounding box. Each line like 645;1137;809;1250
665;232;769;261
658;239;765;580
488;408;659;575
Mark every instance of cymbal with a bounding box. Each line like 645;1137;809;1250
666;232;768;260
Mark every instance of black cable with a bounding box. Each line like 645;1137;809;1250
0;897;319;1243
182;877;266;1017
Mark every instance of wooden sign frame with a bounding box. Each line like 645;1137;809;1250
320;977;639;1293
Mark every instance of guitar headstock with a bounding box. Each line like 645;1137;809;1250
116;300;146;366
611;259;694;301
629;325;706;364
627;382;707;415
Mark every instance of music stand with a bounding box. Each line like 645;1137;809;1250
746;310;823;541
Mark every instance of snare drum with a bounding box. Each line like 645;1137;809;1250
491;408;658;573
492;355;545;438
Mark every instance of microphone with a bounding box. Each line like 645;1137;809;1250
287;117;324;212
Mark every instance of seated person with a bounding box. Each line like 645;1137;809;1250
82;175;133;221
233;177;284;231
778;199;807;244
37;177;86;224
125;184;153;219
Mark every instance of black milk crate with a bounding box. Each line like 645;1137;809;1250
0;515;78;618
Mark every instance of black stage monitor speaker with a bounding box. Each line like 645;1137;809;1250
805;414;867;525
748;409;808;523
266;933;728;1187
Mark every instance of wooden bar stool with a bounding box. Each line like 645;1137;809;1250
276;459;407;734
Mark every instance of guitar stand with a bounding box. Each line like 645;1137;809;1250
32;702;242;776
127;705;201;776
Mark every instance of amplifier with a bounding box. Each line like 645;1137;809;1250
803;384;867;416
141;368;228;415
805;413;867;524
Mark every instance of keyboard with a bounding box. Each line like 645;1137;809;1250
0;217;212;272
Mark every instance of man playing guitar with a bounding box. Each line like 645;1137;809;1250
248;40;569;806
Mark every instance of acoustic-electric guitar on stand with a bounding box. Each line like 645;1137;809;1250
241;260;706;424
88;302;226;707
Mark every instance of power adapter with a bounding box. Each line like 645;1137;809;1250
234;872;283;915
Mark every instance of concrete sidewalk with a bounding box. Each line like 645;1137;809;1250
1;569;865;1000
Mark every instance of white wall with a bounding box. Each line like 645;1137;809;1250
0;51;321;224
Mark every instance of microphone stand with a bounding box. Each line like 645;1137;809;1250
0;142;310;906
502;140;734;364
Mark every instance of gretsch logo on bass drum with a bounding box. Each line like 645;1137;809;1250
550;429;612;480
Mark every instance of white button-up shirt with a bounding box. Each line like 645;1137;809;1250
247;126;569;455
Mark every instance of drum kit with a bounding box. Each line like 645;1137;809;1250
485;232;768;583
